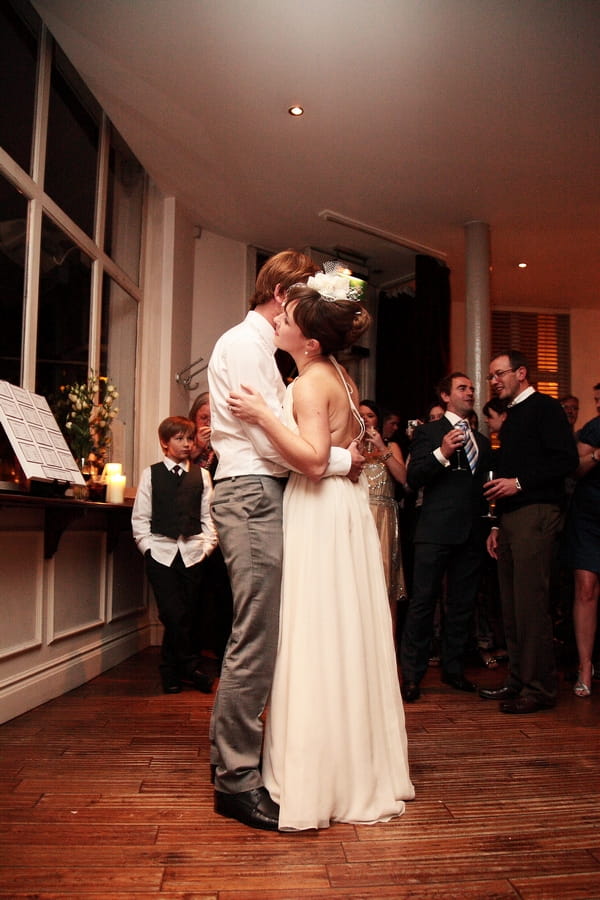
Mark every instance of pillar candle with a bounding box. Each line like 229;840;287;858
104;462;122;479
107;474;126;504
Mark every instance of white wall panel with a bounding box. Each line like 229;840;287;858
0;531;43;658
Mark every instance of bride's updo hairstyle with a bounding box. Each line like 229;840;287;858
285;284;371;356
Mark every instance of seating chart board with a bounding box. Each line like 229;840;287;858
0;380;85;485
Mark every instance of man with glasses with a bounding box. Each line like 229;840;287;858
480;350;578;713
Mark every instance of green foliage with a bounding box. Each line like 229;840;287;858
53;372;119;467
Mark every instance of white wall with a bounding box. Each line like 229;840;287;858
188;231;250;401
0;503;150;724
135;190;197;480
169;205;196;415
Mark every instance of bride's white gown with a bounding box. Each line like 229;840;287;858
263;362;414;830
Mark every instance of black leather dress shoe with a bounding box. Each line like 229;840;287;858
441;673;477;692
479;685;520;701
190;669;214;693
401;681;421;703
161;677;182;694
214;787;279;831
500;695;555;714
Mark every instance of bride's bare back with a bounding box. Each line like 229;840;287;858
292;358;362;449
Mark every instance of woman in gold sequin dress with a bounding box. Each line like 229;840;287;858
359;400;408;637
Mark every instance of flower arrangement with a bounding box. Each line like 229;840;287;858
307;261;365;302
53;372;119;469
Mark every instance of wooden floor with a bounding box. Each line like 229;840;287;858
1;647;600;900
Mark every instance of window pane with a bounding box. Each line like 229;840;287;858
0;173;28;385
105;125;144;283
492;310;570;397
101;274;138;477
45;45;100;236
0;1;40;174
36;216;92;401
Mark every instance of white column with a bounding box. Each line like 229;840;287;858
464;221;491;419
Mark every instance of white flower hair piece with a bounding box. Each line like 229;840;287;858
306;260;363;302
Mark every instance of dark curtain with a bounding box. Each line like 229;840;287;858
375;254;450;448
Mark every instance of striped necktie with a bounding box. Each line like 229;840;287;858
459;420;478;473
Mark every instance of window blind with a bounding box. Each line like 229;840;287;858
491;311;570;399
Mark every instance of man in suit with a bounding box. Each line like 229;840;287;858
481;350;578;713
400;372;491;702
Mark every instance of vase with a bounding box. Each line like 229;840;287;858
87;474;107;502
72;457;91;500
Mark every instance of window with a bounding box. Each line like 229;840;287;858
100;274;138;463
0;174;28;385
45;45;100;238
105;125;144;284
491;311;570;398
0;0;145;479
35;215;92;398
0;0;40;174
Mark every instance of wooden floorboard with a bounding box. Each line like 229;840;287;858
1;647;600;899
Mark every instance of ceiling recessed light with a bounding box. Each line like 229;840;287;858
288;105;304;117
518;262;528;268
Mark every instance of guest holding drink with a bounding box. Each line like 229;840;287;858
359;399;408;640
400;372;491;702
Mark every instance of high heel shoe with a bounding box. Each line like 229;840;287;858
574;665;594;698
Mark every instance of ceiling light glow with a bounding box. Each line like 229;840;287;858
518;262;528;268
288;105;304;116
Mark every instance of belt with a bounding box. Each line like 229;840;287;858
214;474;288;484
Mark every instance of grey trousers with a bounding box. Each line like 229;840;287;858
497;503;561;704
209;475;285;794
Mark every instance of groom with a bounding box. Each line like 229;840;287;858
208;249;363;831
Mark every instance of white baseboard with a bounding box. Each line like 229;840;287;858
0;626;154;725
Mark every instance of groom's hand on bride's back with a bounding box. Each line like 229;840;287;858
347;440;365;483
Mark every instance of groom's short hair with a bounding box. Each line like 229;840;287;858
249;249;317;310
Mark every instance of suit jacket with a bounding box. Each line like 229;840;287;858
407;417;492;544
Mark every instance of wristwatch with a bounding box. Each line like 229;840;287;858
381;451;393;462
515;477;523;491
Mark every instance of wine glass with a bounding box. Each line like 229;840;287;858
362;435;376;461
452;424;466;471
482;469;497;518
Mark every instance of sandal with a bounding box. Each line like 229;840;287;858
574;665;594;698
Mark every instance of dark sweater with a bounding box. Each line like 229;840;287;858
496;391;578;514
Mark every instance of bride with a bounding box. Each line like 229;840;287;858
228;269;414;831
